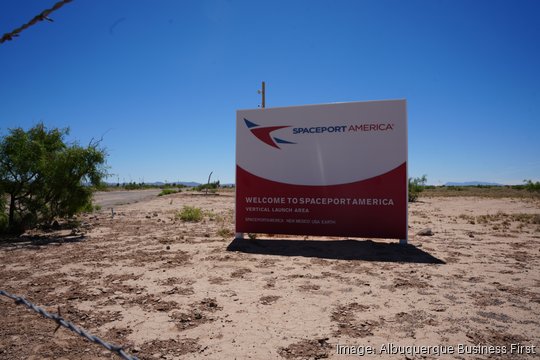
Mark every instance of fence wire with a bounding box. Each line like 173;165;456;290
1;0;73;44
0;289;139;360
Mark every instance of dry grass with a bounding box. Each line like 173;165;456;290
457;211;540;233
476;212;540;225
423;186;540;198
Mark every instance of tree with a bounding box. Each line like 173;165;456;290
0;188;7;233
0;123;107;233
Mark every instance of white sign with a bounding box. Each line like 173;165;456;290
236;99;408;240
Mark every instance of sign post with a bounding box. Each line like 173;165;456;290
236;99;408;243
235;81;267;240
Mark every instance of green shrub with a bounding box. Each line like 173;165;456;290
79;203;101;213
524;180;540;192
125;182;158;190
195;181;220;192
176;206;203;222
158;188;179;196
408;175;427;202
92;182;109;191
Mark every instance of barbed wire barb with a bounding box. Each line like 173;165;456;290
1;0;74;44
0;289;139;360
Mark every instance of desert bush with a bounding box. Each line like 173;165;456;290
511;213;540;224
217;228;233;237
124;182;147;190
476;211;507;224
91;181;109;191
408;175;427;202
158;188;180;196
195;180;220;192
524;180;540;192
0;123;107;233
458;214;475;224
203;210;220;221
176;206;203;222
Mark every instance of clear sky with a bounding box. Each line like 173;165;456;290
1;0;539;185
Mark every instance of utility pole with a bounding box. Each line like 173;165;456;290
258;81;266;108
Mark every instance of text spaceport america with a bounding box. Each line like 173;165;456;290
244;196;395;206
292;123;394;134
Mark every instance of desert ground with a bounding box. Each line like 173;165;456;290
1;190;539;359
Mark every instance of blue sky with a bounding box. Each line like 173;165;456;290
1;0;539;185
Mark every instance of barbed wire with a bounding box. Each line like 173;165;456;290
0;289;139;360
1;0;74;44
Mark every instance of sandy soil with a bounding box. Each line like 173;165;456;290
1;192;539;359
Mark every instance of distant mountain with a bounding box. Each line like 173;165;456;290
177;181;201;187
444;181;503;186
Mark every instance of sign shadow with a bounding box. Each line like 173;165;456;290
226;238;445;264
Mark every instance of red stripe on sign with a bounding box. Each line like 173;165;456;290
236;163;407;239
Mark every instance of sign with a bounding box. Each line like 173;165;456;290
236;99;407;240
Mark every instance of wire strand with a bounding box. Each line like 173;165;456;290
0;289;139;360
1;0;74;44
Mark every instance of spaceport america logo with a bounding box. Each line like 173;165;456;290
244;118;396;149
244;118;296;149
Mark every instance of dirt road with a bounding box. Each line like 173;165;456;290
93;189;162;208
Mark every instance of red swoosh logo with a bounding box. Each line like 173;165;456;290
251;126;289;149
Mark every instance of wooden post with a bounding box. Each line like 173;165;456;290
261;81;265;108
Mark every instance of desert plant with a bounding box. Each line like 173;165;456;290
195;180;220;192
158;188;179;196
524;179;540;192
203;210;220;221
408;175;427;202
0;123;107;233
124;182;147;190
217;228;233;238
176;206;203;222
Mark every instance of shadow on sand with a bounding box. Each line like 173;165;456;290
227;238;445;264
0;234;86;249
